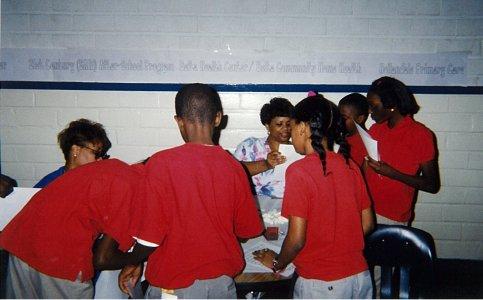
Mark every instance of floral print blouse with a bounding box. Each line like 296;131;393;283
233;136;285;198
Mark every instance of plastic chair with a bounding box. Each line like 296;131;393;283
364;225;436;298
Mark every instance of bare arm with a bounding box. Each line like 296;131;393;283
366;158;440;194
253;216;306;271
361;207;375;236
92;235;155;270
242;151;287;176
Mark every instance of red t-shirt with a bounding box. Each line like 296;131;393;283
133;143;263;289
365;116;435;222
0;159;140;282
347;133;367;167
282;152;371;281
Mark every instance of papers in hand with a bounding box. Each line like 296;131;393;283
0;187;40;231
355;122;379;161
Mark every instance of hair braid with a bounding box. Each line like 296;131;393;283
309;113;327;175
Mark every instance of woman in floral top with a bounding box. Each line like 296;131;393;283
234;97;294;198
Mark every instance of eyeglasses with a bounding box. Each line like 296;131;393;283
81;145;110;160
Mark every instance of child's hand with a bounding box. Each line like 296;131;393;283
365;156;395;178
252;248;277;269
118;264;143;296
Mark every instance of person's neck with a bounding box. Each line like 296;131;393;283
267;136;280;151
184;123;215;145
387;113;404;129
65;161;76;171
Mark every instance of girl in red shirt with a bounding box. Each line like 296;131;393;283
254;95;374;299
364;77;440;224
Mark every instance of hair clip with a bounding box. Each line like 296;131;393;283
307;91;317;97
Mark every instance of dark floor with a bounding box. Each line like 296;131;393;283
431;259;483;299
236;258;483;299
1;252;482;298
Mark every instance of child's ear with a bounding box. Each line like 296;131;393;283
174;115;184;130
213;112;222;127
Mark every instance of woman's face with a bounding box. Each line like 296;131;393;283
367;94;391;124
266;116;291;143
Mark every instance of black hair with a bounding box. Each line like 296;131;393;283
339;93;369;118
368;76;420;116
260;97;294;125
58;119;111;161
292;95;350;176
0;174;18;198
175;83;222;124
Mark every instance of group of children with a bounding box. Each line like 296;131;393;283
0;77;440;299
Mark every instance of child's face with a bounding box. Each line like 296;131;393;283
339;104;358;135
367;94;391;124
290;120;307;155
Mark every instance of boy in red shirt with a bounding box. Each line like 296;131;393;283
0;159;143;298
119;83;263;298
338;93;369;167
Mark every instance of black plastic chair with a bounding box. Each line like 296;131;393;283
364;225;436;298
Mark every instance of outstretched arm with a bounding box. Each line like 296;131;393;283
253;216;306;272
242;151;286;176
366;157;440;194
92;235;155;271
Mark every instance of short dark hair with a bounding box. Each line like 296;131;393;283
368;76;420;116
175;83;222;124
339;93;369;118
58;119;111;161
260;97;294;125
0;174;17;198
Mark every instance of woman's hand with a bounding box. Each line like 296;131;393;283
266;151;286;169
252;248;277;269
118;264;143;296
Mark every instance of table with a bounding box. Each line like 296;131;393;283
234;233;296;298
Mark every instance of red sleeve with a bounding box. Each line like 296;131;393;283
234;167;263;238
413;126;435;163
281;166;309;219
98;175;137;252
131;163;169;246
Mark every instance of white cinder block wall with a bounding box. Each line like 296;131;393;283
1;0;482;259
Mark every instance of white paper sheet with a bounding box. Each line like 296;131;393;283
241;236;295;277
0;187;40;231
270;144;304;198
355;122;379;161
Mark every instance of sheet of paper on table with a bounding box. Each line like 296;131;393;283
355;122;379;161
242;236;295;277
0;187;40;231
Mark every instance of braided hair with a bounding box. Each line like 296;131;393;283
292;95;350;175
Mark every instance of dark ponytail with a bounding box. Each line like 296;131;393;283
292;95;350;175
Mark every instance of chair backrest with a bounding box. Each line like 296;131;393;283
364;225;437;298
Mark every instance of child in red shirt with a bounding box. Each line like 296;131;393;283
364;77;440;224
0;159;143;298
338;93;369;167
253;95;374;299
119;83;263;299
